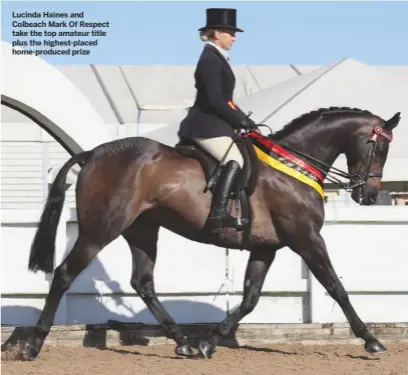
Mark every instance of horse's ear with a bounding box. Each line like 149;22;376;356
384;112;401;131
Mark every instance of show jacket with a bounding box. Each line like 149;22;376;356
178;44;248;139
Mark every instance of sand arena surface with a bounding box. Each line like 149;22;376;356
2;342;408;375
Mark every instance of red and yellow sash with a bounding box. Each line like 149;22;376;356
247;132;325;198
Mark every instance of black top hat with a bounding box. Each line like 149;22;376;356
198;8;244;32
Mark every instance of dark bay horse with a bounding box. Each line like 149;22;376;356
13;107;402;360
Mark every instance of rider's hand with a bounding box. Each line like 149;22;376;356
239;117;257;130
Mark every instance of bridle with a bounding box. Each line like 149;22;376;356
245;124;393;193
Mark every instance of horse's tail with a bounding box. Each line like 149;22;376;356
28;151;92;273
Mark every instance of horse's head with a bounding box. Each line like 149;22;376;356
264;107;401;206
346;112;401;205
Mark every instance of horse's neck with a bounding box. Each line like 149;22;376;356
278;121;350;167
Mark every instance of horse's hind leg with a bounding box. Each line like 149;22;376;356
293;230;387;355
22;234;105;360
122;215;195;357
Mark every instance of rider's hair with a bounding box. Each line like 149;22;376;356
199;29;216;42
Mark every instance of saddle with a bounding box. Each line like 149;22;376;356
174;135;260;250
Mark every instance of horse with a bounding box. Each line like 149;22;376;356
5;106;401;361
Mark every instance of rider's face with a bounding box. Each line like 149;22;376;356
214;29;236;50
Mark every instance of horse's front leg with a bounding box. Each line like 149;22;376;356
199;248;277;358
292;230;387;355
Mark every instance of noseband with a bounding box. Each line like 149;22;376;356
257;124;393;193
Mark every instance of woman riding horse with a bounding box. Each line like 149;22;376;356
178;8;257;234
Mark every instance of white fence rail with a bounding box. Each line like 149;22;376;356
1;206;407;327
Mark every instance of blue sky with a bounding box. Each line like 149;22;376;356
2;1;407;65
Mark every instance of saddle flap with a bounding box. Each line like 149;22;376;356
237;136;259;197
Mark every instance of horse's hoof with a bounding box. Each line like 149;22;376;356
24;344;39;361
175;344;195;357
199;340;214;359
365;339;388;355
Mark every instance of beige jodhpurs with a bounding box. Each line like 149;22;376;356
193;136;244;169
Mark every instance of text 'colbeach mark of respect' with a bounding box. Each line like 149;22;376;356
11;11;110;57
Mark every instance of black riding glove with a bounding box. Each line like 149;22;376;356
239;117;257;130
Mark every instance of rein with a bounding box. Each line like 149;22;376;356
242;124;393;192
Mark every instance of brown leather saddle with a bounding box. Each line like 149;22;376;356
174;135;260;250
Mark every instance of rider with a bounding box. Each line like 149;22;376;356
178;8;257;234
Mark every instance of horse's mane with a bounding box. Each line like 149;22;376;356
273;106;375;139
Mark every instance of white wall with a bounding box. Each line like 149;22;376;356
1;206;407;327
1;123;77;210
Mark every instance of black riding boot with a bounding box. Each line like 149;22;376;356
207;160;243;234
